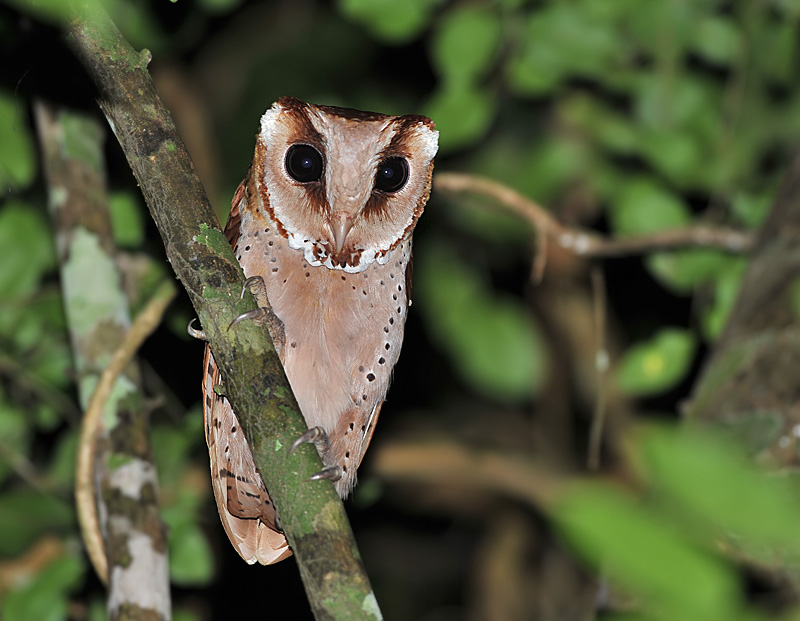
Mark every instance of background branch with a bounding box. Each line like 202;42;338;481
686;146;800;462
34;100;172;619
64;4;379;618
434;172;754;259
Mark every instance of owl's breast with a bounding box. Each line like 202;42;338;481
234;207;411;460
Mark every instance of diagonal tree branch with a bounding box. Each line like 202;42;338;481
64;3;380;619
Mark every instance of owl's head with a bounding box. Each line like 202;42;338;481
254;97;438;273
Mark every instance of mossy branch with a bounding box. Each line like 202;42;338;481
686;147;800;462
65;4;380;619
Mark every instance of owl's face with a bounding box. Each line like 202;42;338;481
254;97;438;273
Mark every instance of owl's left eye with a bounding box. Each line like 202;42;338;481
375;157;409;193
286;144;323;183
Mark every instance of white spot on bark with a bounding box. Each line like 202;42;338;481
109;459;157;500
107;530;171;619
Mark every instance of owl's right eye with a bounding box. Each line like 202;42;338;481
285;145;323;183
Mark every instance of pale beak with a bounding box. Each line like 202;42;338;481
330;215;353;254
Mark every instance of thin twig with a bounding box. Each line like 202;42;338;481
372;440;564;509
434;172;754;258
75;280;175;584
587;267;609;472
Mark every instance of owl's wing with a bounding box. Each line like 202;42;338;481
200;170;291;565
203;345;291;565
224;171;247;247
352;242;413;472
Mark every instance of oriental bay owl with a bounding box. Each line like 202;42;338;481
202;97;438;564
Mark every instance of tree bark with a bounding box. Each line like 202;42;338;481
686;147;800;465
34;101;172;620
65;4;380;619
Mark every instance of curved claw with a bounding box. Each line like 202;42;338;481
186;318;207;341
227;307;268;331
289;426;328;455
308;465;342;483
241;275;266;300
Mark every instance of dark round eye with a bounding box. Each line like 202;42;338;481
285;144;323;183
375;157;409;193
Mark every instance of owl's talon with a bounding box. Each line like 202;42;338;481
308;465;342;483
228;307;268;331
241;275;266;300
289;426;329;455
187;318;207;341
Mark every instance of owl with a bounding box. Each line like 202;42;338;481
202;97;438;564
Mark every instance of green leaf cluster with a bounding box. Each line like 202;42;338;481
555;425;800;621
417;242;545;402
335;0;797;401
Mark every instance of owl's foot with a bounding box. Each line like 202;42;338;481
289;427;342;482
289;426;329;455
227;276;286;355
240;275;267;302
308;465;343;482
186;318;207;341
227;275;270;329
228;307;269;331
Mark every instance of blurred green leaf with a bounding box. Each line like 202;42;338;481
338;0;440;44
623;1;693;62
431;6;501;86
2;0;74;22
198;0;244;14
169;519;214;585
443;196;531;247
0;490;74;556
2;553;84;621
109;191;146;249
646;249;730;295
107;1;168;54
88;599;106;621
609;178;690;236
633;75;720;137
417;242;545;402
731;191;771;229
424;84;495;152
554;482;740;620
0;201;56;300
751;17;795;84
701;258;746;340
617;328;696;396
469;136;589;204
0;92;35;191
508;3;624;95
26;338;72;391
562;95;639;155
692;16;741;65
47;429;78;488
152;414;203;488
0;397;30;484
638;426;800;562
639;130;705;186
174;608;204;621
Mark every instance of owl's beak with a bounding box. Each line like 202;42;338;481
330;215;353;254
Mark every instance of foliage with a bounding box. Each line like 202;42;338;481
555;425;800;621
1;0;799;618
